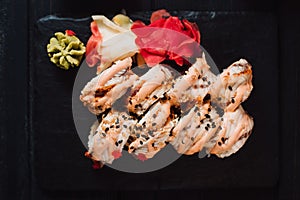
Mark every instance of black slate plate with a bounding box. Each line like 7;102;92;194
32;11;279;191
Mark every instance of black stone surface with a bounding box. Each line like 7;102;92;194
32;11;279;191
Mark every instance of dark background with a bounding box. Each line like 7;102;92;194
0;0;299;199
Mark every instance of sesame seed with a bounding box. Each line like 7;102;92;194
149;131;154;136
205;114;210;118
140;141;143;145
118;140;123;144
105;127;109;132
221;137;225;143
115;141;119;146
152;122;157;126
123;124;128;128
205;127;209;131
203;94;211;102
231;98;235;103
128;136;134;141
116;125;120;129
218;142;222;146
228;86;232;91
161;95;167;101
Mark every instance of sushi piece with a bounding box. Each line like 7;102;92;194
80;57;138;115
170;100;221;155
167;56;210;103
209;106;254;158
128;65;173;116
86;111;137;164
209;59;253;112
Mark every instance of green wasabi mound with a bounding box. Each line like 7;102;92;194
47;31;86;70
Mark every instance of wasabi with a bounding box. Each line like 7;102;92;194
47;30;86;70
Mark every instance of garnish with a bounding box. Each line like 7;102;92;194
150;9;170;23
86;10;201;72
131;10;201;67
86;15;138;74
47;30;85;70
137;153;148;161
112;150;122;159
112;14;133;29
92;160;104;169
86;21;102;67
65;29;76;36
